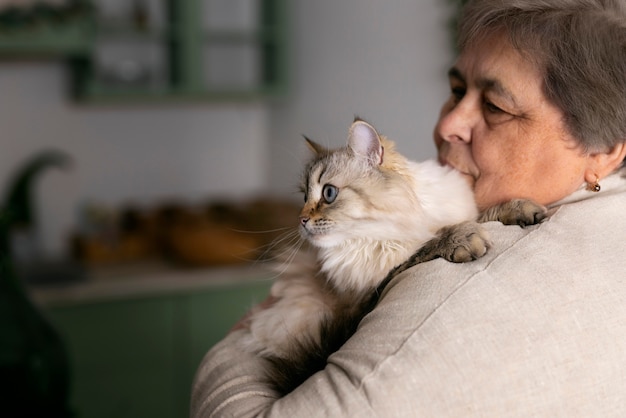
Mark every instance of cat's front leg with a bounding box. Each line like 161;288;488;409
391;199;546;276
417;221;491;264
386;220;490;280
415;199;547;266
429;221;492;263
478;198;547;227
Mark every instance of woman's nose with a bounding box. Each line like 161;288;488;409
436;100;474;144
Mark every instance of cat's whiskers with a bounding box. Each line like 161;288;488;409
256;228;301;260
268;233;307;280
212;226;299;268
228;226;293;235
244;226;308;280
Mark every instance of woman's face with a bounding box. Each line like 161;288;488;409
434;35;590;210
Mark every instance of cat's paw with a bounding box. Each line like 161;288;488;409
434;221;491;263
479;199;547;227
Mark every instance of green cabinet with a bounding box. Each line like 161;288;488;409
0;0;287;102
0;21;92;55
44;279;271;418
0;2;93;56
72;0;288;101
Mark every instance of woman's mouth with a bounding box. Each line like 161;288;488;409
439;156;463;173
439;157;476;187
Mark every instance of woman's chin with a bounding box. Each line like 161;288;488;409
460;172;476;188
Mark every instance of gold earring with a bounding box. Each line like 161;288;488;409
587;175;601;192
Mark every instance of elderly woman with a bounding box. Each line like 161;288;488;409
191;0;626;416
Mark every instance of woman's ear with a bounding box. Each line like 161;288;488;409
585;141;626;183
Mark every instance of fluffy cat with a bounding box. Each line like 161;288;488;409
239;118;545;394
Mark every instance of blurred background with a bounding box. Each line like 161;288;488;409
0;0;460;417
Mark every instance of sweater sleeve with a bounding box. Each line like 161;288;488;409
189;248;498;418
190;330;277;417
191;185;626;417
190;327;380;417
190;222;528;418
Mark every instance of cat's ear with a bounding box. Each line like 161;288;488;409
348;120;384;165
303;135;327;156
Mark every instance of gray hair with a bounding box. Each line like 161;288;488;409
458;0;626;153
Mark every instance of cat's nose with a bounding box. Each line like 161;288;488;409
299;216;310;226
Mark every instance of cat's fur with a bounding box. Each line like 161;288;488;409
239;118;546;394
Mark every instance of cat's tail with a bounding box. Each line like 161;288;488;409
263;310;362;395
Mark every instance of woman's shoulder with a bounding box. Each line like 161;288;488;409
376;180;626;325
330;184;626;415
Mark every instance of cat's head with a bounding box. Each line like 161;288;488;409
299;118;421;248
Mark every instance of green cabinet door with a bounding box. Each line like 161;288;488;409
188;280;272;367
48;298;179;418
44;279;271;418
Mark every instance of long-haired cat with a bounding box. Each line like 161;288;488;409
239;118;545;394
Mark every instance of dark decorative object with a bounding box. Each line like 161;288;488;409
3;150;71;230
0;150;74;417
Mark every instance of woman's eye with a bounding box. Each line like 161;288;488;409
322;184;338;203
485;101;503;114
483;100;516;125
451;86;465;102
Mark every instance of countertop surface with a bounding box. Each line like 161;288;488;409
28;261;274;307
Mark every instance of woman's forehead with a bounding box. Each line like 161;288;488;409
455;36;545;106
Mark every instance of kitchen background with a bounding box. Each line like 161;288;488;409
0;0;455;261
1;0;460;417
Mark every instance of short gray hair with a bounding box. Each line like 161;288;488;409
458;0;626;153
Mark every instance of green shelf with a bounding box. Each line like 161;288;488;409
0;19;93;55
74;85;285;104
73;0;288;103
0;0;288;102
94;24;171;42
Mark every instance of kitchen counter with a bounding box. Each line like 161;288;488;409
30;261;274;418
29;261;274;307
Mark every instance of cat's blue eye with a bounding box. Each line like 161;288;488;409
322;184;338;204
